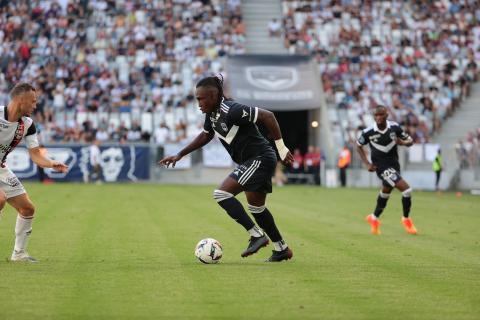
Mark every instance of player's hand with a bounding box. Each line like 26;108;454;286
367;163;377;172
52;161;68;173
281;150;294;167
158;155;182;168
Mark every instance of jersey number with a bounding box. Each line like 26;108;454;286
381;168;397;180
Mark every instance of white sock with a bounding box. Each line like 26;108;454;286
273;240;288;251
248;225;264;237
370;214;378;220
14;215;33;253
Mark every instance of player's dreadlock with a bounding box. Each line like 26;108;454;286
196;74;226;106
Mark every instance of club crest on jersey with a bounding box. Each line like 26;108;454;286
389;132;396;140
221;123;228;131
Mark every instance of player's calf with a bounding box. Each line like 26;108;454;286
213;189;255;231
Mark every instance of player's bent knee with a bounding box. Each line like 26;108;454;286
213;189;233;203
247;204;265;214
402;188;412;198
379;191;390;199
19;204;35;217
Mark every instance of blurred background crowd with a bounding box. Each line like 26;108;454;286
0;0;244;144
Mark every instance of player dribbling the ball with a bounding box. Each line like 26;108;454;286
160;75;294;262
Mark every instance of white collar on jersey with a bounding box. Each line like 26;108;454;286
373;121;391;134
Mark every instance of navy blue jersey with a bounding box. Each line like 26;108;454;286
203;99;275;164
356;120;411;168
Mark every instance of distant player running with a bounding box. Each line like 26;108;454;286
356;106;417;235
1;83;68;262
159;76;295;262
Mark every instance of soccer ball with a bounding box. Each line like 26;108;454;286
194;238;223;264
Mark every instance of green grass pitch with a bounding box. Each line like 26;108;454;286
0;183;479;319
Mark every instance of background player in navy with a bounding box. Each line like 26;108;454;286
356;106;418;235
160;76;295;262
1;83;68;262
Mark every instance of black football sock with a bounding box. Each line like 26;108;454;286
214;190;255;231
402;188;412;218
248;205;283;243
373;192;390;218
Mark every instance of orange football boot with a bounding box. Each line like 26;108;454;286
366;214;381;235
402;217;417;235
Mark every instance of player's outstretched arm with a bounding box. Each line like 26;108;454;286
158;131;214;168
28;147;69;173
256;108;294;166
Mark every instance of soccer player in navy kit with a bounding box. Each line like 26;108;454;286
0;83;68;262
160;76;294;262
357;106;418;235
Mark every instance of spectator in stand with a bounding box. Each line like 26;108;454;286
288;148;304;184
268;18;281;37
304;145;322;185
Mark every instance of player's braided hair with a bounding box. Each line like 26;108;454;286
196;74;225;105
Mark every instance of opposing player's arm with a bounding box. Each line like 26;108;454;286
25;122;68;172
158;131;214;168
256;108;294;166
28;147;69;172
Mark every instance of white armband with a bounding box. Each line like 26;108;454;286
275;138;289;161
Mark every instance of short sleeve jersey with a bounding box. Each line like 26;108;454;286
356;120;411;168
203;99;274;163
0;106;39;167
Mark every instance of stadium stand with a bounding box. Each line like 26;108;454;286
0;0;245;143
281;0;479;151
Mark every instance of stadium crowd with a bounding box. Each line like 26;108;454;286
0;0;245;144
282;0;480;146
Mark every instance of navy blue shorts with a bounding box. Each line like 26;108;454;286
229;153;277;194
376;165;403;187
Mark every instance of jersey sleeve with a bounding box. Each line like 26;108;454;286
228;103;258;126
394;124;412;141
25;121;40;149
356;129;368;146
203;114;213;134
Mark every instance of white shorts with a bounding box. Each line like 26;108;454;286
0;167;26;199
